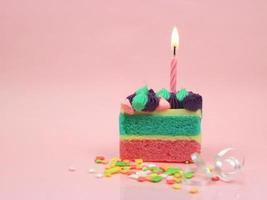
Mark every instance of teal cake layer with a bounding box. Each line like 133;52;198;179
119;112;201;136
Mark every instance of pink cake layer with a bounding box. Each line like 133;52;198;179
120;139;200;163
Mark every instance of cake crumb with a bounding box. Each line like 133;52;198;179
95;173;103;178
88;168;96;174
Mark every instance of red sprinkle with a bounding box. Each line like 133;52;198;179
138;177;146;182
211;176;220;181
95;156;105;161
130;165;136;169
126;171;134;176
166;179;175;185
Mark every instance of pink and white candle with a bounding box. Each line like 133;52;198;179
170;27;179;93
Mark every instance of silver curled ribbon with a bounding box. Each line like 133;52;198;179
191;148;245;183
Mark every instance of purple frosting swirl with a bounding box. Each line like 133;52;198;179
127;93;136;104
183;93;202;111
148;89;155;95
168;93;182;109
125;88;202;112
143;93;159;112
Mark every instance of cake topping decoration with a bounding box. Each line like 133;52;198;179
148;89;156;95
121;99;134;115
183;93;202;111
143;93;159;112
156;88;171;100
126;93;136;104
168;93;181;109
123;86;202;113
176;88;189;101
136;85;149;95
156;97;170;111
132;93;148;111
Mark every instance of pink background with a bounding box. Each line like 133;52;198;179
1;0;267;199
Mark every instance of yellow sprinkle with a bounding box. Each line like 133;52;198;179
135;159;143;165
172;184;182;190
175;178;182;183
150;173;158;177
136;165;143;170
189;187;199;194
102;160;109;165
104;170;112;177
122;166;130;170
120;169;129;174
207;165;214;172
174;172;182;178
104;166;121;176
123;160;130;164
111;157;121;163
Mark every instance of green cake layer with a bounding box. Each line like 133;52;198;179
119;109;201;136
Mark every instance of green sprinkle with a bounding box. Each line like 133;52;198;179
143;167;149;171
150;175;163;183
176;88;189;101
156;88;171;100
115;161;128;167
95;160;102;164
149;167;162;173
184;171;194;179
132;93;148;111
136;85;149;95
165;167;182;175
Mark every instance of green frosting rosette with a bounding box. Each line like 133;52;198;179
156;88;171;100
176;88;189;101
132;85;149;111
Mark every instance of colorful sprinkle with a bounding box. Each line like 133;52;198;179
159;165;170;172
184;171;194;179
123;160;130;164
104;166;121;176
165;167;181;175
115;161;128;167
102;160;109;165
90;156;204;194
150;174;163;183
95;159;103;164
135;159;143;165
95;173;103;178
175;177;182;183
160;173;168;178
166;179;176;185
88;168;95;173
189;187;199;194
129;174;139;180
174;172;183;178
95;156;105;161
149;166;162;173
137;176;146;182
211;176;220;181
172;184;182;190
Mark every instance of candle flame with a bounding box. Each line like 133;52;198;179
171;27;179;51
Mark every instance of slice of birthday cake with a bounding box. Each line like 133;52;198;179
119;86;202;163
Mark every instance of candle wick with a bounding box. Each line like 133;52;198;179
173;46;176;56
